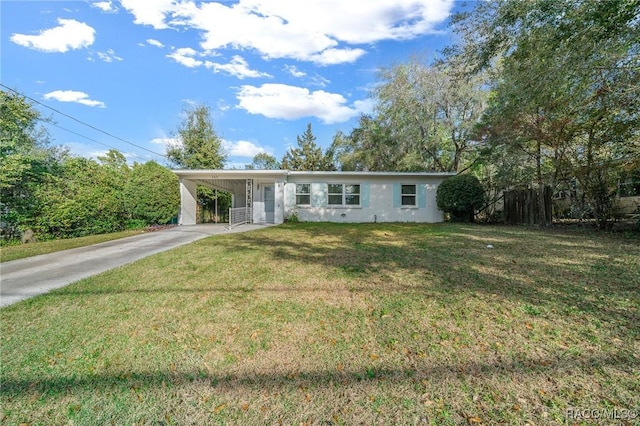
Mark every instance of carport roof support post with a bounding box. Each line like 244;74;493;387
179;178;197;225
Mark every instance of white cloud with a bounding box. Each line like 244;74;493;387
147;38;164;48
10;19;95;53
91;1;118;13
205;55;271;79
309;74;331;87
237;83;368;124
96;48;122;62
284;65;306;78
122;0;455;65
43;90;105;108
352;98;375;116
120;0;175;29
153;135;268;159
167;47;203;68
222;139;266;157
308;47;366;65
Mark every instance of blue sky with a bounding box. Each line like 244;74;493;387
2;0;464;168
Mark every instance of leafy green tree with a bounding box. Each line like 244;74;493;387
124;161;179;225
166;104;227;221
281;123;335;171
247;152;280;170
436;174;486;222
330;115;397;171
98;149;129;174
0;89;64;239
333;59;486;173
167;105;227;169
372;58;487;172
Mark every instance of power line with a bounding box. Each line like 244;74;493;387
1;83;166;158
44;120;123;153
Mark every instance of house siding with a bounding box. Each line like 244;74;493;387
284;176;445;223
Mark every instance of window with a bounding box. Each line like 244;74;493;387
401;185;417;206
328;184;360;206
295;184;310;205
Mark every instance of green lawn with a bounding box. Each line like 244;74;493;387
1;223;638;425
0;229;148;263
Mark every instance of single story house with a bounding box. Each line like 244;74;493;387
173;169;455;225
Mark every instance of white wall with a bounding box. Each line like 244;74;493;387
179;179;198;225
284;176;446;223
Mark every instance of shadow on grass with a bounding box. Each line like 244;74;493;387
207;224;639;330
1;348;633;398
43;223;639;332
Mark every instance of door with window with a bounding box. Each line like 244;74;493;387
264;185;275;223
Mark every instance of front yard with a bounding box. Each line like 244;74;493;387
1;223;638;425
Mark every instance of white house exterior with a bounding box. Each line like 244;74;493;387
173;170;454;225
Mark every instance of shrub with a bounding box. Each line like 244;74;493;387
436;174;486;222
124;161;180;225
285;209;300;223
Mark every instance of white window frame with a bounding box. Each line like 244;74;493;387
328;183;360;206
401;184;417;207
295;183;311;206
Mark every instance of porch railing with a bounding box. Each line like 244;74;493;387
228;207;251;228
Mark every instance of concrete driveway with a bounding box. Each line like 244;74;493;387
0;224;271;308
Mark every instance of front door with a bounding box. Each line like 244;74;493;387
264;185;275;223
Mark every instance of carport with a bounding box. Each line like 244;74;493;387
173;169;288;226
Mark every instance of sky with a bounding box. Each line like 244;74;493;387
1;0;465;169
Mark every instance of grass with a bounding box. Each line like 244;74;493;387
1;229;148;263
1;223;638;425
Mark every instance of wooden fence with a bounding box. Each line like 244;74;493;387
504;187;552;226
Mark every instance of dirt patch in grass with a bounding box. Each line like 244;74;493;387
1;223;638;425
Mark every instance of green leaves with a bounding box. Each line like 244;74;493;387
452;0;640;226
436;174;486;222
281;123;335;171
167;105;226;169
124;161;179;225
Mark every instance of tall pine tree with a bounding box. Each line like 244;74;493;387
281;123;335;171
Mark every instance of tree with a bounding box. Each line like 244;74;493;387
166;105;226;169
124;161;179;225
166;104;227;222
0;89;64;239
333;59;486;173
330;115;398;171
372;58;487;172
98;149;129;174
247;152;280;170
281;123;335;171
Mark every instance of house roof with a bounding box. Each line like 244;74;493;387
172;169;455;180
287;171;456;178
172;169;289;180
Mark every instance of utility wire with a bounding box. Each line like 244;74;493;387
44;120;123;153
1;83;166;158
